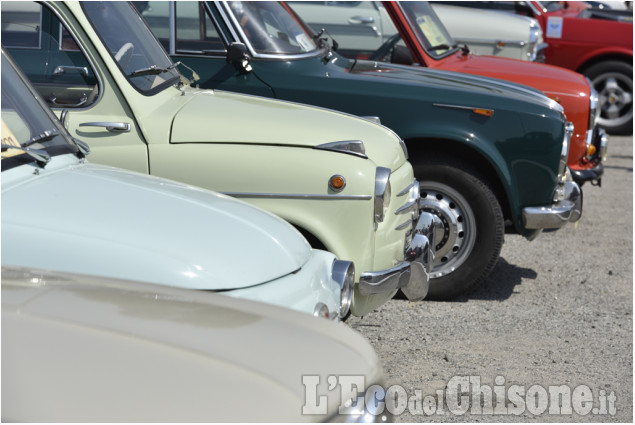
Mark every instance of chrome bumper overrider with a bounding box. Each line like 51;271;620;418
522;174;583;230
358;212;436;298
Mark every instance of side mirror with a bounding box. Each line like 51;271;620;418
391;45;414;66
226;42;252;73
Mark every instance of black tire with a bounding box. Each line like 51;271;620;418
583;60;633;135
414;159;504;300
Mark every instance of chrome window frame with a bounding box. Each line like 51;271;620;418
31;2;104;112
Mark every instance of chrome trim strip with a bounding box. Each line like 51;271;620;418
223;192;372;200
395;220;413;231
394;199;418;215
458;37;527;47
168;2;176;55
314;140;368;159
397;182;414;197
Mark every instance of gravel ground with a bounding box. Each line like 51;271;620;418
348;134;633;422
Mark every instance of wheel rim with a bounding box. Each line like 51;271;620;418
593;71;633;130
419;181;477;279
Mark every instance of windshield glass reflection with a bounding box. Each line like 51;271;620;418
227;1;319;55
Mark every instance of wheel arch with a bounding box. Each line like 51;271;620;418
292;224;328;251
405;137;514;227
576;53;633;76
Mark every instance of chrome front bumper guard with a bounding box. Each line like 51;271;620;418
522;173;583;230
358;212;436;299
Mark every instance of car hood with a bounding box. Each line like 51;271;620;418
441;54;590;104
1;156;311;290
2;266;382;422
349;59;562;111
169;88;408;170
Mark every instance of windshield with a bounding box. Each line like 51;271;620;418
226;1;320;55
81;1;180;94
1;51;78;171
397;1;457;58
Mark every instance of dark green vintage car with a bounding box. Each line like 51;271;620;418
130;1;582;300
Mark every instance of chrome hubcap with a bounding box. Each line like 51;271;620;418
420;182;476;279
594;73;633;129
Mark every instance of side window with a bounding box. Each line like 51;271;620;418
176;2;224;53
1;2;99;109
137;1;225;54
0;2;42;48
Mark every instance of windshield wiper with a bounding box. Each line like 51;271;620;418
428;43;469;55
21;129;60;148
428;43;452;52
1;144;51;167
129;62;179;77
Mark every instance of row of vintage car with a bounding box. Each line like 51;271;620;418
1;1;631;422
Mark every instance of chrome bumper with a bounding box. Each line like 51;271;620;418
522;174;583;230
358;212;436;298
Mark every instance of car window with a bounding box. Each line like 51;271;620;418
81;1;180;94
1;52;78;168
227;1;319;55
1;2;100;109
134;1;225;54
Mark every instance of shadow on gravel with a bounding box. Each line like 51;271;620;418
466;257;537;301
441;257;537;303
603;164;633;172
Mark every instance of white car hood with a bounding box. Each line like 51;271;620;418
2;267;383;422
1;156;311;290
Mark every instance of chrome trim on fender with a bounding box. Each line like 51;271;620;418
314;140;367;158
224;192;372;200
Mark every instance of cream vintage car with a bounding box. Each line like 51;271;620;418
1;1;435;316
0;47;354;320
431;3;548;62
290;0;547;62
2;266;389;422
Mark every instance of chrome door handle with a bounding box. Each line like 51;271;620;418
348;15;375;24
79;122;131;132
53;66;89;77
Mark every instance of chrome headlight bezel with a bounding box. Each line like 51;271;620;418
332;260;355;319
374;167;391;223
554;122;574;202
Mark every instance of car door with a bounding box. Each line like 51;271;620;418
2;2;149;174
134;1;274;97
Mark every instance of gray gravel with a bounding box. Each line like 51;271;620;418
348;135;633;422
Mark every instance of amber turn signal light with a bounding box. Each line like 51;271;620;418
329;175;346;191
